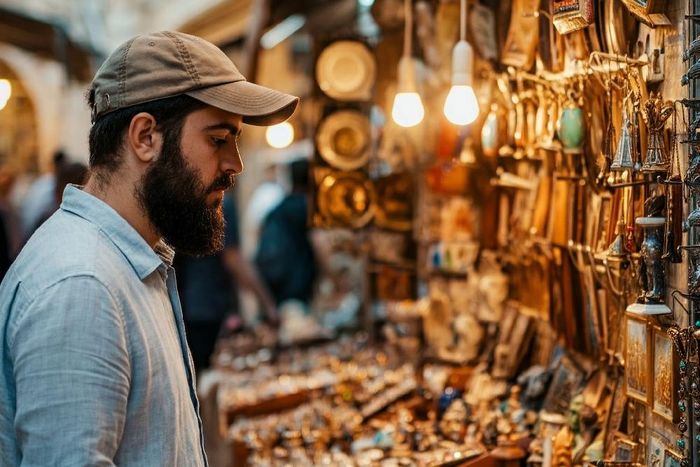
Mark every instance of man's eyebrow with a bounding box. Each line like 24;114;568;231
204;123;242;136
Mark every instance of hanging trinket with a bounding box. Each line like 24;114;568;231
620;0;670;28
607;219;628;258
551;0;594;35
682;60;700;86
669;325;700;467
641;93;674;173
556;85;585;154
663;105;683;263
687;155;700;186
681;246;700;297
610;114;635;171
481;104;501;158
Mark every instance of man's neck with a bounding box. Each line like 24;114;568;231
83;175;161;248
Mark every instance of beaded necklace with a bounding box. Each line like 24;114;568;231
669;324;700;467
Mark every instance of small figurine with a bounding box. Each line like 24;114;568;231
627;217;672;315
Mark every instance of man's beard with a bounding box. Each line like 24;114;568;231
136;134;234;256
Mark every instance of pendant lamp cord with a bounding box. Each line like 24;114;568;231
404;0;412;58
460;0;466;42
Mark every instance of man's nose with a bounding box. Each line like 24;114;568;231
221;147;244;175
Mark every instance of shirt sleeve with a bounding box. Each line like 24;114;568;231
9;275;130;467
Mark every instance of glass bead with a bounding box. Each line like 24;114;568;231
693;383;699;392
694;401;700;412
679;401;687;412
681;460;690;467
695;320;700;327
680;421;688;433
681;361;688;371
678;438;686;450
696;435;700;443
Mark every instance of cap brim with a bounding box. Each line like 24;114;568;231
186;81;299;126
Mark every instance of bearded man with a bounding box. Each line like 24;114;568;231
0;31;298;466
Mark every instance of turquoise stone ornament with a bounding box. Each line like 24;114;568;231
681;361;687;371
695;320;700;327
557;105;585;153
678;438;686;450
695;435;700;443
679;401;686;412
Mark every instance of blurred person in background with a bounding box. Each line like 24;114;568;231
0;31;298;466
176;188;278;372
242;158;284;257
28;161;88;235
0;163;21;280
255;158;318;306
20;149;65;237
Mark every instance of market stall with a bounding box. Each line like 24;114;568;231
199;1;700;466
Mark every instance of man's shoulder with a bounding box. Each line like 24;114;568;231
8;210;129;294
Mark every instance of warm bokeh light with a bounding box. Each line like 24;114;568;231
391;92;424;128
443;85;479;125
0;79;11;111
265;122;294;149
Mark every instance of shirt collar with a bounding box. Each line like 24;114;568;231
60;185;171;280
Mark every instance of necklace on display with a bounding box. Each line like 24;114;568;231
669;324;700;467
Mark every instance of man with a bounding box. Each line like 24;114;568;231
0;31;298;466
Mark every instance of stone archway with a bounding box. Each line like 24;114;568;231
0;59;39;174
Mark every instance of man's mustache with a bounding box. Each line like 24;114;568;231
207;174;235;193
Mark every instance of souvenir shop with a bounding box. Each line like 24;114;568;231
201;1;700;466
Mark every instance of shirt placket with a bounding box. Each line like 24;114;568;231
162;265;208;467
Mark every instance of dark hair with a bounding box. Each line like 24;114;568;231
289;158;309;191
55;162;88;202
86;92;207;181
52;150;67;167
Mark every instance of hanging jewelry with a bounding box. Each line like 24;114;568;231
669;325;697;467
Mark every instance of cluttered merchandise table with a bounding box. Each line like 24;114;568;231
196;327;625;467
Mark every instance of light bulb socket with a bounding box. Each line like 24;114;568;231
398;56;419;92
451;40;473;86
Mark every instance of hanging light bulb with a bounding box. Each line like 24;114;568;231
391;0;424;128
265;122;294;149
443;0;479;125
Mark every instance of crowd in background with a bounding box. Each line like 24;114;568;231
0;150;88;280
0;150;329;372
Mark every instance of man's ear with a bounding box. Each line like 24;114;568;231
127;112;162;163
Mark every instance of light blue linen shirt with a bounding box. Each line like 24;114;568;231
0;185;207;466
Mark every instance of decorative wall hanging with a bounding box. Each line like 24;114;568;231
315;40;376;102
551;0;594;35
625;314;651;403
620;0;670;27
374;172;413;232
316;110;371;171
501;0;540;69
316;170;376;228
641;93;674;173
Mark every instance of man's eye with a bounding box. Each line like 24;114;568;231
211;137;227;147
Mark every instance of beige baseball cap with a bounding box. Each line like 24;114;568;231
90;31;299;126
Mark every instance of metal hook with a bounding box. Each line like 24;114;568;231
671;289;691;316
